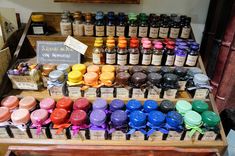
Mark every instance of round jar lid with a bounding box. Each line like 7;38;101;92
87;65;100;74
57;64;71;73
0;107;11;122
159;100;175;113
201;111;220;127
176;100;192;115
11;108;30;125
130;110;147;127
56;97;73;111
116;66;129;73
130;66;145;74
92;98;107;111
48;70;64;82
131;72;147;87
110;99;125;112
30;109;48;125
146;66;159;74
100;72;115;83
148;111;165;126
193;74;209;85
143;100;158;113
68;71;83;83
42;64;56;76
148;73;162;84
163;73;178;84
166;111;183;127
160;66;174;74
101;65;115;73
39;98;56;110
192;100;209;113
70;110;87;126
115;72;130;86
84;72;99;84
184;110;202;127
187;67;203;77
126;99;142;111
73;98;90;111
19;96;37;111
1;96;19;110
174;67;187;77
90;110;106;126
50;108;68;125
72;64;86;74
111;110;128;127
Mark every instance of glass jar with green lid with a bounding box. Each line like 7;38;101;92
128;13;138;37
175;100;192;116
200;111;220;141
183;110;203;140
192;100;209;113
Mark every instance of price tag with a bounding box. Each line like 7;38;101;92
68;86;82;97
11;128;29;139
132;88;146;99
147;88;161;99
178;81;187;90
130;131;145;141
9;75;38;90
50;129;67;139
0;128;10;138
148;131;163;141
194;89;209;99
166;131;183;141
116;88;129;98
100;87;114;98
49;86;64;96
64;36;88;55
201;131;217;141
70;130;86;140
84;88;97;98
163;89;177;99
30;128;47;139
89;130;106;140
111;131;126;140
184;131;200;141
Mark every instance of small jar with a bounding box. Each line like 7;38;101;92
129;39;140;65
10;109;31;138
73;11;84;36
19;96;37;112
115;72;131;98
60;12;72;36
31;14;47;35
67;71;83;97
42;64;56;87
143;100;158;113
92;98;107;111
174;67;188;90
116;66;129;74
110;99;125;112
83;72;99;98
89;110;107;140
99;72;115;98
159;100;175;113
73;98;90;112
39;98;56;113
48;70;66;96
128;110;147;140
70;110;88;140
72;64;86;74
174;49;187;67
130;72;147;98
101;65;115;73
192;100;209;113
0;107;12;138
126;99;142;114
186;45;199;67
1;96;19;111
151;44;163;66
93;41;105;65
162;45;175;66
162;73;179;99
186;67;203;80
57;64;71;74
146;66;159;74
56;97;73;111
109;110;128;140
147;73;162;99
141;40;152;66
87;65;100;74
147;111;166;141
176;100;192;116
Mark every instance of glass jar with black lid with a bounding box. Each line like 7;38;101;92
174;67;188;91
130;72;147;99
147;73;162;99
162;73;179;99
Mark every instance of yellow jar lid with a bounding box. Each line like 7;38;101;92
72;64;86;74
31;15;44;22
100;72;115;83
96;37;103;41
102;65;115;73
107;36;115;40
68;71;83;83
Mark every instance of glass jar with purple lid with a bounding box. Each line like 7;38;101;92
92;98;108;112
185;45;199;67
109;99;125;112
174;48;187;67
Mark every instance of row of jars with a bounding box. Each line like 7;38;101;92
92;37;200;67
31;11;192;39
0;96;220;141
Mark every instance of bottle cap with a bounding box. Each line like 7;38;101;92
192;100;209;113
73;11;82;19
130;43;138;48
184;110;202;127
1;96;19;111
126;99;142;111
128;13;137;20
118;36;126;41
57;64;71;73
143;100;158;113
166;111;183;127
85;13;92;21
174;67;187;77
11;108;30;125
40;98;56;110
50;108;68;125
201;111;220;127
167;41;175;46
176;100;192;115
68;71;83;83
87;65;100;74
102;65;115;73
110;99;125;112
152;40;162;45
48;70;65;83
84;72;99;85
111;110;128;127
30;109;49;125
100;72;115;84
148;111;165;126
131;72;147;87
148;73;162;85
146;66;159;74
130;110;147;127
90;110;106;126
72;64;86;74
70;110;87;126
193;74;209;85
142;40;151;45
154;44;163;49
73;98;90;111
19;96;37;111
159;100;175;113
130;39;139;44
93;98;107;111
0;107;11;122
31;15;44;22
143;43;151;49
56;97;73;111
166;45;174;50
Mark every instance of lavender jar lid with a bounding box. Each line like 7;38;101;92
110;99;125;112
90;110;106;126
193;74;209;85
111;110;128;127
92;98;107;111
175;49;186;56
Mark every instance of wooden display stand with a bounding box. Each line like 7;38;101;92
0;12;227;156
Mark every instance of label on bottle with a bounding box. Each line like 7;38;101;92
178;81;187;90
132;88;146;99
184;131;200;141
116;26;125;37
201;131;217;141
194;89;209;99
169;27;180;38
90;130;106;140
84;87;97;98
116;88;129;98
106;25;115;37
68;86;82;97
117;54;127;65
128;26;137;37
0;128;10;138
186;55;198;66
49;85;64;97
165;55;175;66
130;131;145;140
174;55;186;67
129;53;139;65
60;22;72;36
151;54;162;65
138;26;148;37
70;130;86;140
100;87;114;98
112;131;126;140
180;27;191;39
93;53;101;64
30;128;47;139
149;27;159;38
147;88;161;99
166;131;183;141
50;129;67;139
142;54;152;65
73;23;84;36
148;131;163;141
106;53;116;64
84;25;94;36
95;26;105;37
163;89;177;99
11;128;29;139
159;27;169;38
33;26;44;35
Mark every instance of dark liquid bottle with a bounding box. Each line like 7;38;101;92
180;17;191;39
84;13;94;36
169;17;180;39
149;16;160;39
106;11;115;37
116;12;126;37
138;13;148;38
128;13;138;37
95;11;105;37
159;18;169;39
185;45;199;67
162;45;175;66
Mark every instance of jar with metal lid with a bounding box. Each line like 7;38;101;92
174;67;188;90
147;73;162;99
115;72;131;98
47;70;66;96
0;107;12;138
31;14;47;35
73;11;84;36
130;72;147;99
60;11;72;36
162;73;179;99
57;64;71;74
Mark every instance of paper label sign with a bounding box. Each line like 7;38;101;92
37;41;81;65
64;36;88;55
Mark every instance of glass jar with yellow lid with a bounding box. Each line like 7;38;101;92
72;64;86;74
31;14;47;35
67;71;84;97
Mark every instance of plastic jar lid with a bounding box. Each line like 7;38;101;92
187;67;203;77
31;15;44;22
68;71;83;83
111;110;128;127
176;100;192;115
19;96;37;111
130;110;147;127
72;64;86;74
1;96;19;110
39;98;56;110
143;100;158;113
92;98;107;111
90;110;106;126
163;73;178;84
11;109;30;125
73;98;90;112
193;74;209;85
126;99;142;111
130;66;145;74
48;70;64;82
201;111;220;127
159;100;175;113
115;72;130;86
70;110;87;126
56;97;73;111
50;108;68;125
148;73;162;85
166;111;183;127
42;64;56;76
101;65;115;73
30;109;48;125
174;67;187;77
184;110;202;127
0;107;11;122
131;72;147;87
100;72;115;83
146;66;159;74
148;111;165;126
160;66;174;74
87;65;100;74
192;100;209;113
84;72;99;84
57;64;71;73
110;99;125;112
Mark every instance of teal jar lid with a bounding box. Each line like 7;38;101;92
176;100;192;115
201;111;220;127
192;100;209;113
184;110;202;127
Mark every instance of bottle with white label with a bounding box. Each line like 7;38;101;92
169;18;180;39
95;11;105;37
162;45;175;66
128;13;138;37
151;44;163;65
141;40;152;65
60;13;72;36
117;40;128;65
186;45;199;67
84;13;94;36
106;12;115;37
138;13;148;38
180;17;191;39
174;48;187;67
73;11;84;36
129;38;140;65
105;40;116;65
31;14;46;35
116;12;126;37
149;16;160;38
159;18;169;39
93;40;104;65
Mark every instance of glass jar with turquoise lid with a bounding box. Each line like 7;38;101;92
192;100;209;113
176;100;192;116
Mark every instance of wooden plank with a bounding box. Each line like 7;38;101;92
54;0;140;4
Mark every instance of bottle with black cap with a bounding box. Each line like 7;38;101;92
180;17;191;39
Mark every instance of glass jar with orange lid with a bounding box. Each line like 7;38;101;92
99;71;115;98
105;39;116;65
117;40;128;65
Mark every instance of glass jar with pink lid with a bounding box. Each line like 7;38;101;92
1;96;19;112
0;107;12;138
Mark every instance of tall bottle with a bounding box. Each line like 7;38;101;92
185;45;199;67
128;13;138;37
159;18;169;39
116;12;126;37
180;17;191;39
117;40;128;65
141;40;152;65
151;44;163;65
105;39;116;65
129;38;140;65
73;11;84;36
138;13;148;38
169;17;180;39
95;11;105;37
84;13;94;36
92;38;105;65
106;12;115;37
149;16;160;39
162;45;175;66
60;11;72;36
